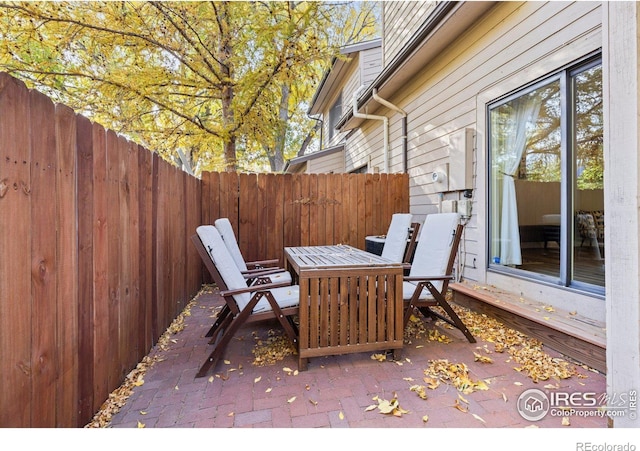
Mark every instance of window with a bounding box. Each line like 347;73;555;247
488;56;603;293
328;93;342;141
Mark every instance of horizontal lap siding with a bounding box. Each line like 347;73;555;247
0;74;202;427
349;1;601;283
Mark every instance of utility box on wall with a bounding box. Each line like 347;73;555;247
448;128;474;191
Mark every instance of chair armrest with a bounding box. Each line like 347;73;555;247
241;267;286;278
245;258;280;269
403;275;453;282
219;280;291;296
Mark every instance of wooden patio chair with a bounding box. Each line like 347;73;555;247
403;212;476;343
380;213;414;263
192;225;299;377
214;217;292;285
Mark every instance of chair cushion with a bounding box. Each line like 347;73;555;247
253;285;300;313
406;212;460;297
381;213;412;262
403;280;431;301
197;225;251;309
215;218;249;272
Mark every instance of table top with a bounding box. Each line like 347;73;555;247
284;245;400;270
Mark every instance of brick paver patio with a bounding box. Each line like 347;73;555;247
103;286;611;434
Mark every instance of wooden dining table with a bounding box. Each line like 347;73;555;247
284;245;404;370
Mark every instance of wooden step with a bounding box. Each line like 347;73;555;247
450;281;606;374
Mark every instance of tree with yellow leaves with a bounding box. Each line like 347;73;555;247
0;1;378;172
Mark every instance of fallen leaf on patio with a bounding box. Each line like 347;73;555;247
254;376;261;383
133;376;144;387
416;345;424;349
305;384;310;390
514;382;523;386
544;383;559;389
208;376;214;383
403;377;415;382
454;399;468;413
309;399;318;406
140;411;147;415
422;415;429;423
287;396;296;403
339;411;344;420
502;392;508;402
405;358;412;364
371;353;386;362
265;387;272;393
224;360;231;365
458;393;469;404
424;359;488;394
373;394;409;416
570;311;577;316
562;416;571;426
137;421;145;428
174;385;179;390
220;374;229;381
544;306;555;312
474;352;493;364
423;377;440;390
228;412;234;417
472;413;486;424
526;425;539;428
543;316;551;321
283;367;293;373
365;404;377;412
395;361;403;366
410;385;428;400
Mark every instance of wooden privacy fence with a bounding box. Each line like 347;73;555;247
0;74;202;427
201;171;410;265
0;72;409;428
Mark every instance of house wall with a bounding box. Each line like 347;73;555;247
361;45;382;87
383;1;437;67
307;151;345;173
346;1;605;318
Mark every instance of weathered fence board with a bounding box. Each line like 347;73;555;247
201;171;409;266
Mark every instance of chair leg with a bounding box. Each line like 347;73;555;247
426;282;476;343
196;296;261;378
206;304;231;337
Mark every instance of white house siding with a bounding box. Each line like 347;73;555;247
307;151;344;174
361;46;382;88
383;1;438;67
346;1;604;319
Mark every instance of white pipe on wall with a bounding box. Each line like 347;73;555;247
352;87;389;173
372;89;408;173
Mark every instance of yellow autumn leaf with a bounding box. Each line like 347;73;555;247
562;416;571;426
224;360;231;365
140;410;147;415
339;411;344;420
208;376;214;383
265;387;272;393
254;376;261;383
287;396;296;404
365;404;377;412
137;421;145;428
453;399;468;413
309;399;318;406
458;393;469;404
422;415;429;423
371;353;386;362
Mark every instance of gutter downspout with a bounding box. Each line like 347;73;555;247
372;89;408;173
352;87;389;173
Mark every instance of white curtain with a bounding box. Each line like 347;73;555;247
499;95;542;265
